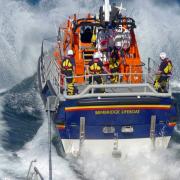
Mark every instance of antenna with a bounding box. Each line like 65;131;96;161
115;1;126;14
103;0;111;22
77;0;81;17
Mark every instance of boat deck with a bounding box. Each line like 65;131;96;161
39;48;172;100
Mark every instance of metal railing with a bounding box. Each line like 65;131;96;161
63;73;171;99
40;49;62;96
26;160;44;180
39;39;172;100
43;58;171;99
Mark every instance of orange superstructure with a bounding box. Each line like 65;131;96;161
56;9;143;84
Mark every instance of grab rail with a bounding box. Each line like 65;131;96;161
39;39;172;100
26;160;44;180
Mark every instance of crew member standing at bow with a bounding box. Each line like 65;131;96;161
154;52;173;93
62;49;76;95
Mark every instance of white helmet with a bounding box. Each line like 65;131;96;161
67;49;74;56
115;41;122;48
93;52;100;59
160;52;166;60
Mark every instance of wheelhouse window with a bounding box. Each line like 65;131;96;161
80;26;93;43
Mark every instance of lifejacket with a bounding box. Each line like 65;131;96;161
109;49;120;71
164;60;172;74
89;59;102;74
160;59;173;75
62;58;73;71
109;57;119;70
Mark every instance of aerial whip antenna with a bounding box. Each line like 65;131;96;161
115;1;126;14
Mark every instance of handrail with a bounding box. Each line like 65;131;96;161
61;72;172;99
26;160;44;180
73;21;103;32
148;57;159;74
125;61;145;67
63;82;171;99
40;39;172;100
42;53;172;99
34;167;44;180
26;160;36;179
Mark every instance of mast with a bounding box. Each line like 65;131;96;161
103;0;111;22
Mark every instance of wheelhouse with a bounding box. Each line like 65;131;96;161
57;13;143;86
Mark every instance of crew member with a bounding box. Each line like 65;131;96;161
89;52;106;93
61;49;76;95
109;41;122;83
154;52;173;93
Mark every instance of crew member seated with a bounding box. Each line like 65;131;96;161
154;52;173;93
81;26;93;43
61;49;77;95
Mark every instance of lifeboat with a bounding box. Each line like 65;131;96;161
38;0;177;157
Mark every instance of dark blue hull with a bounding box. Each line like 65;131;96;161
54;97;177;139
38;56;178;156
